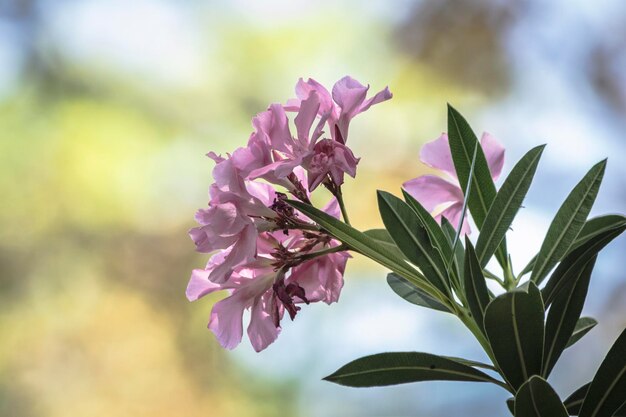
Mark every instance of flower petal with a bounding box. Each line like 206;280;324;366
402;175;463;212
208;293;248;350
186;268;224;301
480;132;505;181
294;91;320;146
332;76;368;117
437;202;471;236
208;224;258;283
419;133;457;179
247;292;281;352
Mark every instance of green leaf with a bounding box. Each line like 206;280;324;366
565;317;598;349
543;257;596;377
530;160;607;284
447;105;508;267
387;273;451;313
484;282;544;390
401;190;453;263
579;328;626;417
518;215;626;279
450;140;478;256
564;383;626;416
363;228;405;259
446;104;498;230
542;224;626;307
441;356;497;371
441;217;465;280
475;145;545;267
514;376;568;417
323;352;503;388
287;200;435;295
463;238;491;334
377;191;451;296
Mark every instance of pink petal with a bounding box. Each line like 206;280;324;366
294;91;320;146
480;132;505;181
437;202;471;236
402;175;463;212
332;76;368;117
247;292;281;352
358;86;392;113
186;268;224;301
208;293;248;350
419;133;457;179
295;78;334;115
208;224;258;283
248;157;302;183
322;197;340;219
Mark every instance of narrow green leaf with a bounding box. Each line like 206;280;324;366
401;190;453;262
447;105;508;267
387;273;451;313
565;317;598;349
377;191;451;296
323;352;503;388
441;217;465;280
519;215;626;278
447;104;498;230
463;238;491;334
531;160;607;284
363;228;405;259
441;356;497;371
579;328;626;417
484;282;544;390
450;141;478;257
565;383;626;416
476;145;545;267
542;225;626;307
287;200;435;295
515;376;568;417
543;257;596;377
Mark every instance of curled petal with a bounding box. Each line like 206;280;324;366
359;86;393;113
332;76;369;118
419;133;457;179
402;175;463;212
294;91;320;148
480;132;505;181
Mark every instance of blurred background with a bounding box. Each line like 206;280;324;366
1;0;625;416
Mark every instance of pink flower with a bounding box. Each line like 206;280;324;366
240;76;391;192
286;76;393;144
189;154;281;284
402;133;505;235
187;199;349;352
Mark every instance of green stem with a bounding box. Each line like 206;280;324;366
295;244;348;262
503;258;516;291
335;187;351;225
483;269;505;286
456;309;514;393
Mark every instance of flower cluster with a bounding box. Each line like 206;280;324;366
188;76;392;351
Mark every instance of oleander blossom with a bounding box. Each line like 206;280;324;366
187;200;349;352
402;132;505;235
236;76;392;191
188;76;391;351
